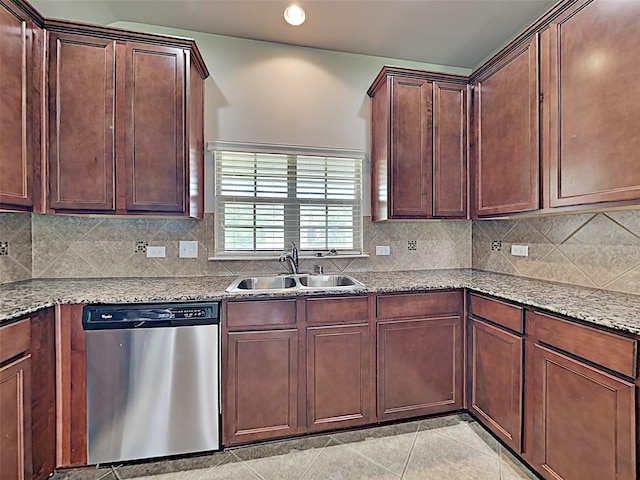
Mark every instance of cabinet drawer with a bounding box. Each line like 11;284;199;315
377;291;461;320
469;294;523;333
306;296;369;324
0;319;30;364
226;299;297;329
528;311;637;378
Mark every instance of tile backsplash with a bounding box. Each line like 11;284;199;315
0;212;32;284
2;209;640;296
472;209;640;295
0;213;471;283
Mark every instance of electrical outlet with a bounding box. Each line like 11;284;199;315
146;246;166;258
376;245;391;256
511;244;529;257
179;241;198;258
491;240;502;251
407;240;417;251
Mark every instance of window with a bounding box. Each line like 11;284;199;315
214;145;363;256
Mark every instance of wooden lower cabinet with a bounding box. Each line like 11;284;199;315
0;355;32;480
306;324;371;431
224;329;299;445
377;316;463;421
525;343;636;480
468;318;523;453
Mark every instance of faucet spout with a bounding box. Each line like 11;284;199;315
278;241;299;274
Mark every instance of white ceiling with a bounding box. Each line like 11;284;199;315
30;0;557;69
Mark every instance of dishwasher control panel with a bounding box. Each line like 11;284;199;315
82;302;220;329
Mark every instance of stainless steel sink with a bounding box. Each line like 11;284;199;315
226;273;364;293
233;276;297;290
298;274;363;288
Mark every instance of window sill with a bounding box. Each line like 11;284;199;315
208;254;370;261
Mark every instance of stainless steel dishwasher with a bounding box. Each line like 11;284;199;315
82;302;221;464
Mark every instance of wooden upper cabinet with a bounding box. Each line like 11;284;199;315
472;35;539;217
46;22;208;216
48;34;116;212
433;82;467;218
0;1;42;211
368;67;467;220
390;76;433;218
122;42;185;213
542;0;640;208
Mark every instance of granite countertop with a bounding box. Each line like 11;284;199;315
1;269;639;335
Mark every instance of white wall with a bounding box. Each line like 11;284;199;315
112;22;471;212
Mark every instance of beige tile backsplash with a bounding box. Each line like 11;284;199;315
0;212;32;284
472;209;640;295
2;208;640;296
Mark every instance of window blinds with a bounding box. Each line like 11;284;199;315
215;150;363;255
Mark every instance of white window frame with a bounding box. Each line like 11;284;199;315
211;141;364;258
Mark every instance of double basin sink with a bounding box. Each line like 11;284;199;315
226;273;365;293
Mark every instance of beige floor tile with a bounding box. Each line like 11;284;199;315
236;446;325;480
201;460;262;480
126;467;213;480
330;422;421;475
432;421;500;457
403;429;501;480
301;441;401;480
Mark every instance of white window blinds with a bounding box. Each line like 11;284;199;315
215;148;363;255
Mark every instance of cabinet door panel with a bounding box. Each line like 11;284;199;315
48;34;116;211
123;43;185;213
390;77;432;218
377;316;463;421
433;82;467;218
527;343;635;480
0;355;32;480
224;330;298;445
545;0;640;207
307;324;370;430
469;319;523;453
474;36;539;216
0;5;31;209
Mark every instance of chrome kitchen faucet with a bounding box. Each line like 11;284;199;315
278;241;299;274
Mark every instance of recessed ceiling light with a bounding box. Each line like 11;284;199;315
284;4;306;26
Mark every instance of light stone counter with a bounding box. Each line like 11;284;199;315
1;269;639;335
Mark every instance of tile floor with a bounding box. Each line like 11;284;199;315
53;415;538;480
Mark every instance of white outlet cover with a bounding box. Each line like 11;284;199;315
146;246;166;258
179;241;198;258
510;245;529;257
376;245;391;256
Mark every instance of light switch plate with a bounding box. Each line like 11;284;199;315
376;245;391;256
146;246;166;258
511;245;529;257
179;241;198;258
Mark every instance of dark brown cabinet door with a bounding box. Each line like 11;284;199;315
0;2;34;210
390;76;433;218
48;33;116;212
224;329;298;445
0;355;32;480
473;35;539;216
468;318;523;453
377;316;463;421
122;42;186;213
306;324;371;431
526;343;635;480
433;82;467;218
542;0;640;208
